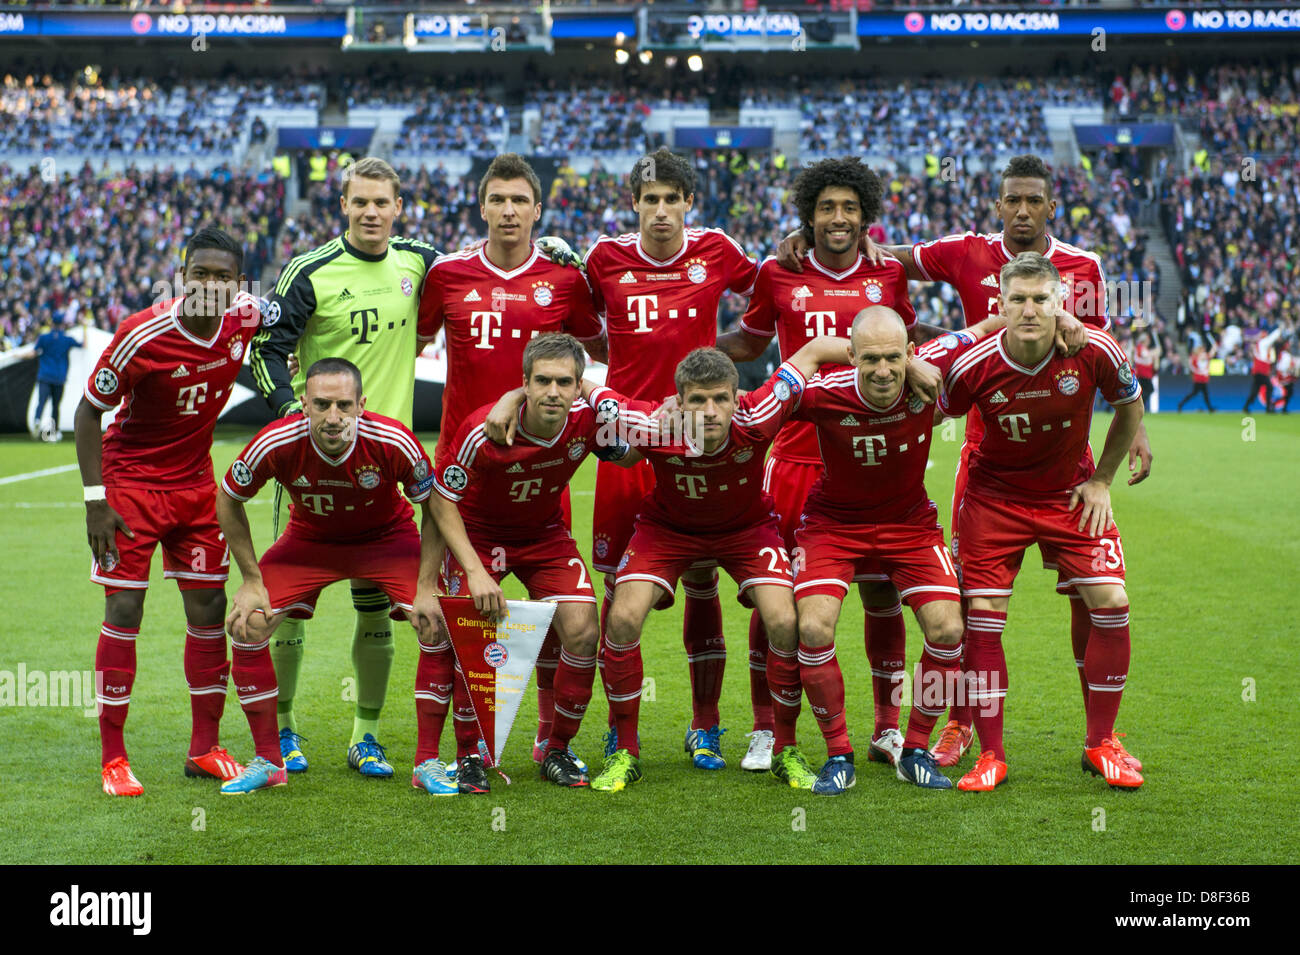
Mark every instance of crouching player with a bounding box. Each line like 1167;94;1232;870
216;357;448;795
934;253;1144;791
429;334;635;792
786;306;969;793
587;338;848;792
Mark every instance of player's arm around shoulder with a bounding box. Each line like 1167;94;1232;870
786;335;852;382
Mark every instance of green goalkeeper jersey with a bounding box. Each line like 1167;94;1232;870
250;233;441;428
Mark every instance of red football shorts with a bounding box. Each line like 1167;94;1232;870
615;515;793;610
90;484;228;594
793;503;959;608
762;455;822;550
592;457;655;574
955;490;1127;598
443;523;597;604
259;522;420;620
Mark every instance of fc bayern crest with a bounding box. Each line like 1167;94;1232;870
533;285;553;307
401;277;414;297
484;641;509;668
617;552;630;572
447;575;462;596
94;368;119;396
356;467;381;490
595;537;609;559
231;460;253;487
230;339;244;361
442;464;468;491
99;552;119;573
733;448;753;464
1056;372;1080;396
568;442;585;460
908;394;925;414
863;281;883;303
687;262;707;284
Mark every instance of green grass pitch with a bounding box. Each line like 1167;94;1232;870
1;412;1296;864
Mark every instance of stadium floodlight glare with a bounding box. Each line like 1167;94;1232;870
665;55;678;68
615;49;630;65
687;54;704;72
639;50;653;65
615;31;626;46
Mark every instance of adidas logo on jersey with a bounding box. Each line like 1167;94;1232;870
619;271;637;285
171;364;190;378
795;285;814;299
464;289;482;302
990;391;1009;404
839;414;860;426
506;463;524;473
292;476;311;488
981;274;999;288
338;288;354;302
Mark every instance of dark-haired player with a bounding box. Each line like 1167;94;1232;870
418;153;606;768
718;157;927;771
582;148;760;771
74;226;264;796
784;154;1150;769
216;358;447;795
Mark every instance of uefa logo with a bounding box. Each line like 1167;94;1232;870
483;641;509;668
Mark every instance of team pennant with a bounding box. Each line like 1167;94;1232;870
438;596;556;769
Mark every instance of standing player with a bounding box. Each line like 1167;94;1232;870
784;307;969;793
1178;342;1216;412
428;334;635;792
1243;323;1287;414
589;342;847;792
29;315;84;439
418;154;606;766
934;253;1144;791
582;148;759;771
785;154;1152;767
249;157;441;777
216;358;448;795
1273;344;1295;413
74;227;263;796
717;157;922;770
1130;332;1160;412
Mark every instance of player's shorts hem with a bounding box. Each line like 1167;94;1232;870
614;572;674;597
898;585;961;600
267;602;317;618
164;570;230;582
542;594;600;605
1058;575;1126;588
90;571;149;589
793;578;851;597
737;576;794;594
592;562;620;575
963;587;1014;597
851;573;891;582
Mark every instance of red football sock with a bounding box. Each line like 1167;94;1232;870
184;623;229;755
600;636;642;757
1069;595;1090;708
865;600;906;734
949;596;974;729
965;610;1008;761
414;640;452;764
766;642;801;753
1084;606;1131;747
95;623;138;765
550;647;597;752
230;636;281;765
600;585;615;729
535;626;560;745
451;659;480;759
747;611;775;732
683;576;724;730
904;639;963;750
799;642;851;757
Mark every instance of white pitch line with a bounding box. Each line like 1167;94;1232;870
0;463;79;486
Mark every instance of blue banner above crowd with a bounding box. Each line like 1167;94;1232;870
858;5;1300;37
276;127;375;151
1074;124;1177;148
0;10;347;39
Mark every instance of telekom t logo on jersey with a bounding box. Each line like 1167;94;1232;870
803;312;838;338
299;493;334;515
176;382;209;415
625;295;698;333
851;434;887;465
470;311;503;349
509;478;542;502
997;413;1032;442
675;473;708;498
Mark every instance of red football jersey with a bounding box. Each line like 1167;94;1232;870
222;411;433;543
84;293;264;490
935;329;1141;503
794;365;938;524
1133;341;1156;377
590;362;805;535
433;398;600;544
584;228;757;401
416;243;603;439
1191;353;1210;383
911;231;1110;332
740;251;916;464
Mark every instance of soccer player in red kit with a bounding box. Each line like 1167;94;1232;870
430;334;636;792
934;253;1145;791
74;227;264;796
1178;342;1216;412
216;357;447;795
786;307;970;793
417;153;606;768
582;148;759;770
587;343;848;792
718;158;924;771
785;154;1152;768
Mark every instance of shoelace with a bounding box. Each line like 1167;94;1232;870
702;727;726;752
282;732;308;751
358;739;389;763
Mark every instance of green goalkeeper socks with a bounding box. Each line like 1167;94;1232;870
271;619;305;732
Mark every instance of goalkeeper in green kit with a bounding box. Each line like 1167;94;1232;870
250;157;580;777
